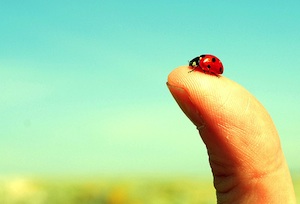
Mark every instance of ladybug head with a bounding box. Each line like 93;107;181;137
189;56;200;67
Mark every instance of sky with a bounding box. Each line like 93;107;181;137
1;0;300;177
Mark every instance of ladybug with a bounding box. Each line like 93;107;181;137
189;54;224;75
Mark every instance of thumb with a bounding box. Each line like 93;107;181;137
167;66;296;203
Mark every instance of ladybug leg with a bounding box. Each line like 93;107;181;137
188;67;196;73
211;72;220;77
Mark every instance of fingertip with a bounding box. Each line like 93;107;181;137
166;65;278;161
167;66;232;129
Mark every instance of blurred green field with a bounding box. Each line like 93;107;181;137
0;175;299;204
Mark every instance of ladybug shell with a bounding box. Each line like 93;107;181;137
199;54;223;75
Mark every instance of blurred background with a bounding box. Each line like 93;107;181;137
1;0;299;203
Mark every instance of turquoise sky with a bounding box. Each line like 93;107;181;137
1;1;300;176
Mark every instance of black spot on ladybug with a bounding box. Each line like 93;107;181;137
220;67;223;73
207;65;211;68
212;58;216;62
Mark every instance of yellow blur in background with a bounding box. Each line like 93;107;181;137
0;175;299;204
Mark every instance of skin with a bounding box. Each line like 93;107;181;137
167;66;296;203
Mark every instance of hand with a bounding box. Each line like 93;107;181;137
167;66;296;203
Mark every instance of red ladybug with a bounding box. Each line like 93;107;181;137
189;54;224;75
